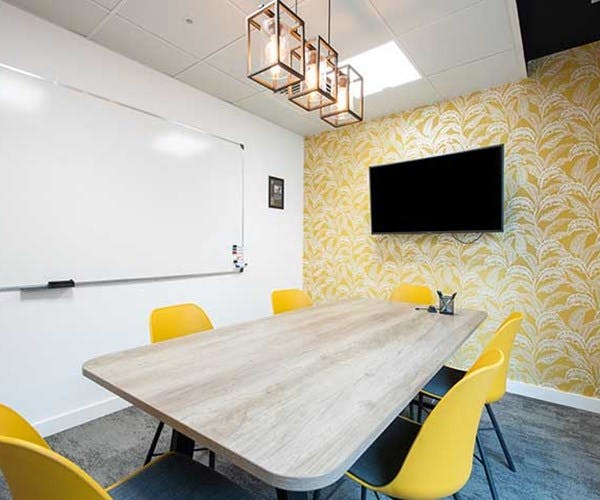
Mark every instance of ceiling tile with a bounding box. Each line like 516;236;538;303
228;0;308;15
299;0;391;58
301;113;333;136
370;0;480;35
91;16;196;76
429;49;525;99
118;0;244;59
364;79;440;120
236;93;317;135
269;116;325;136
206;37;248;81
94;0;120;9
291;117;330;137
398;0;513;75
4;0;108;36
6;0;522;132
274;91;321;117
178;63;261;103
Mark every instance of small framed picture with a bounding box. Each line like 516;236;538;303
268;176;284;209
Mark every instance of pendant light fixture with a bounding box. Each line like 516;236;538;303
246;0;306;92
287;0;338;111
320;64;364;127
246;0;364;129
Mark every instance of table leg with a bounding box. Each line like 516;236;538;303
170;429;195;457
276;489;310;499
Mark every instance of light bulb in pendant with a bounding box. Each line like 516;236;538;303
305;50;318;106
262;18;277;71
265;34;280;78
337;74;348;112
262;17;289;83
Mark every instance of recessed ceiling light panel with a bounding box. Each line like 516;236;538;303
340;41;421;96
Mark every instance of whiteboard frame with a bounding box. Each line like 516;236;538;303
0;62;245;292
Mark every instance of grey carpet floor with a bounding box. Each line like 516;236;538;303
1;393;598;499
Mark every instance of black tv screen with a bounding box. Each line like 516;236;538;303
369;145;504;234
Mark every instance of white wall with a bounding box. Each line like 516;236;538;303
0;2;304;435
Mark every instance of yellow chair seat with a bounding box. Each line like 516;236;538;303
422;312;523;405
345;349;504;500
145;303;216;466
347;417;420;487
389;283;434;305
108;453;252;499
271;289;313;315
0;403;252;500
150;303;214;344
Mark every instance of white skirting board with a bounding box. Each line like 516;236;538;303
35;397;130;437
34;381;599;437
507;380;600;414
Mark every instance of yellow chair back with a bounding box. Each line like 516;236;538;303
0;436;110;500
150;303;214;344
469;312;522;403
389;283;434;305
0;403;49;450
382;349;504;500
271;289;313;315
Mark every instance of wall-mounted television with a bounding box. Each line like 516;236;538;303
369;145;504;234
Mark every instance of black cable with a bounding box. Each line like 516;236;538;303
327;0;331;43
451;232;483;244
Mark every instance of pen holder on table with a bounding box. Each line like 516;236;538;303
437;291;456;315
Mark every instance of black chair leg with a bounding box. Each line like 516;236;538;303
208;450;216;469
417;393;424;423
144;421;165;465
313;490;321;500
360;485;367;500
453;493;461;500
486;403;516;472
476;434;499;500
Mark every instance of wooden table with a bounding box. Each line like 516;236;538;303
83;298;486;498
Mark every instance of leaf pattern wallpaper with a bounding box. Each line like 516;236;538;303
304;42;600;398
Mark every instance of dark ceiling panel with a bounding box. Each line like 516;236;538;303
517;0;600;61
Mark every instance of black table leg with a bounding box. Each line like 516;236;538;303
170;429;195;457
276;488;310;499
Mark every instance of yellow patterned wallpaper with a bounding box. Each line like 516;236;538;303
304;42;600;398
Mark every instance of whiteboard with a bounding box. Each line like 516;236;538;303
0;64;244;289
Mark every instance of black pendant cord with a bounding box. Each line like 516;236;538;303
327;0;331;43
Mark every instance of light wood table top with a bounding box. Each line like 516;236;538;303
83;298;486;491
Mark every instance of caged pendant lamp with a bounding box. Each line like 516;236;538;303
246;0;306;92
320;64;364;127
287;0;338;111
287;36;337;110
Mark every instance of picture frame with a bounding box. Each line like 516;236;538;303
268;176;284;209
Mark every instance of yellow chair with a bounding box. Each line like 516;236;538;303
0;403;49;449
389;283;434;305
150;302;214;344
418;312;523;500
422;313;522;462
271;288;313;315
346;349;504;500
145;303;215;466
0;404;252;499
